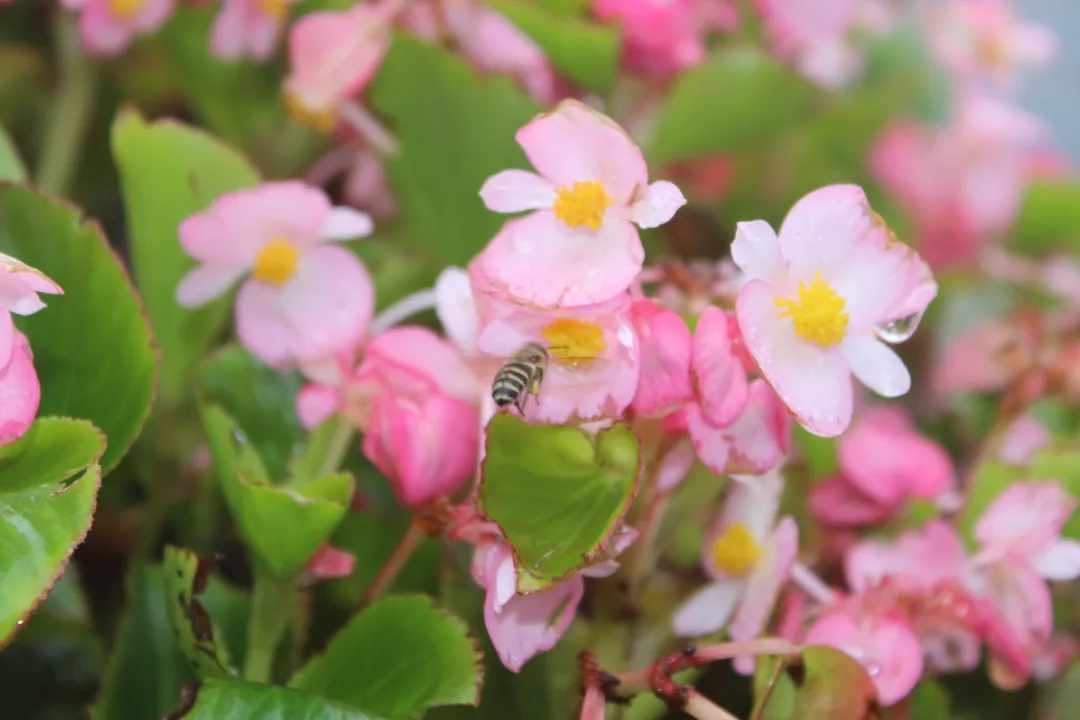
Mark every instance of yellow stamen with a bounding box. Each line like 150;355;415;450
541;318;606;367
552;180;614;231
282;89;339;134
257;0;289;21
977;36;1010;69
774;271;849;348
710;522;763;577
107;0;146;19
253;239;300;286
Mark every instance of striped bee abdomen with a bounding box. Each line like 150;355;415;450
492;361;536;407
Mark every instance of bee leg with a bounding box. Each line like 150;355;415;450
514;394;526;416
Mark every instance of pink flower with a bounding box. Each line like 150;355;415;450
342;146;397;220
684;378;791;477
303;543;355;580
629;299;693;417
999;415;1052;466
473;291;640;424
593;0;738;77
61;0;175;56
0;252;63;367
210;0;297;61
0;332;43;447
846;520;971;597
754;0;863;87
282;0;399;131
927;0;1056;91
805;609;923;706
473;541;584;672
442;1;558;105
672;472;799;674
476;100;686;308
732;184;937;437
175;181;375;368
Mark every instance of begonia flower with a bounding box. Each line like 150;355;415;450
0;252;63;369
210;0;298;61
476;100;686;308
303;543;355;580
176;181;375;368
0;332;43;447
732;184;937;437
683;379;791;477
62;0;175;56
754;0;864;88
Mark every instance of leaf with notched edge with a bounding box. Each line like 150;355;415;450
162;545;235;680
173;679;388;720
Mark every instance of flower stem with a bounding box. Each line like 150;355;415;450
790;562;839;605
685;690;739;720
338;101;399;158
369;288;439;335
36;12;98;196
315;416;355;480
358;516;426;609
244;570;293;682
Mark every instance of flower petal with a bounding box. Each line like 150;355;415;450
731;220;783;283
777;184;874;280
629;180;686;229
479;170;556;213
842;335;911;398
485;569;584;672
630;299;693;417
175;265;246;308
435;266;481;354
295;383;341;429
729;516;798;665
0;334;40;447
975;481;1076;562
320;206;374;240
1032;539;1080;581
670;579;743;637
692;306;749;427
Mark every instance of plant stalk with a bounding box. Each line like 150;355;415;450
358;517;426;609
244;570;293;682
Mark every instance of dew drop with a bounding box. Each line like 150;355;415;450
863;660;883;677
16;620;23;626
873;312;924;344
232;428;247;444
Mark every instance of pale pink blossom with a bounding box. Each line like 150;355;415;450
435;267;481;355
930;318;1033;398
672;471;798;675
282;0;399;131
733;185;937;437
846;520;971;596
628;298;693;417
0;252;63;369
998;415;1052;466
754;0;863;87
62;0;175;56
476;100;686;308
0;333;43;447
593;0;738;77
175;181;375;368
210;0;298;61
683;378;790;477
927;0;1056;91
473;291;640;424
303;543;355;580
342;146;397;220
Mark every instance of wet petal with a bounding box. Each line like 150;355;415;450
731;220;783;283
671;579;743;637
629;180;686;229
480;170;556;213
842;334;911;398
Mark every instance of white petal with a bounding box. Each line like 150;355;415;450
630;180;686;229
731;220;783;282
842;334;911;398
1033;539;1080;581
320;206;374;240
671;579;743;637
479;169;556;213
175;265;245;308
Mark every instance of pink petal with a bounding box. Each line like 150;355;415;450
671;579;743;637
515;100;648;203
629;180;687;229
729;516;798;669
692;306;749;427
736;279;852;437
731;220;783;283
295;383;341;429
78;3;135;55
808;475;893;528
776;184;874;281
844;520;969;594
320;206;374;241
435;267;481;354
841;335;910;398
364;325;481;403
0;334;40;446
981;559;1053;654
1032;539;1080;581
304;544;355;579
175;265;246;308
975;481;1077;562
474;211;644;308
656;438;696;494
210;0;248;60
999;415;1052;466
131;0;174;32
0;311;14;373
479;170;556;213
629;299;693;417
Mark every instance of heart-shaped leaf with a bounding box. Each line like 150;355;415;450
370;34;540;267
162;545;236;680
111;108;259;407
199;345;305;482
0;184;157;473
0;417;105;645
199;404;353;578
178;679;386;720
478;413;639;591
290;594;482;718
752;645;880;719
649;47;816;162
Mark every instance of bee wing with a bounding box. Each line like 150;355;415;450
457;351;514;380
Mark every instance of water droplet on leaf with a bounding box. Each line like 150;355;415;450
873;312;923;344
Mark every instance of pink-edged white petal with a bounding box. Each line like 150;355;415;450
629;180;686;229
841;334;910;398
435;267;481;354
975;481;1077;562
808;475;892;528
670;579;744;637
295;383;341;429
479;170;557;213
777;184;874;281
1032;539;1080;581
0;334;41;447
320;206;374;240
629;299;693;417
731;220;783;283
692;306;749;427
175;265;246;308
656;438;696;494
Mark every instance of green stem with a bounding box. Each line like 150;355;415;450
36;12;98;196
315;417;355;479
244;570;293;682
358;517;425;609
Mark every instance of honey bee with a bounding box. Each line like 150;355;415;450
490;343;603;414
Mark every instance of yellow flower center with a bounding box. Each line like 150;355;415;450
253;239;300;286
257;0;289;21
108;0;146;19
283;89;338;134
774;271;849;348
710;522;762;577
977;36;1010;69
552;180;614;231
541;318;606;367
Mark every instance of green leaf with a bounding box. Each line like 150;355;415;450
200;345;305;481
180;679;387;720
1013;180;1080;255
752;646;879;719
90;564;191;719
370;33;540;267
199;404;354;578
0;184;157;473
111;107;260;407
290;595;482;718
0;124;24;181
0;418;105;645
903;680;950;719
162;545;236;679
488;0;620;92
649;47;816;162
478;414;639;591
794;425;837;480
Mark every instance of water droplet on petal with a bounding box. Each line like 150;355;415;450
864;660;883;677
873;312;924;344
